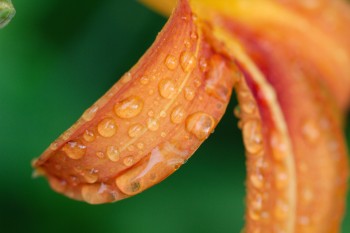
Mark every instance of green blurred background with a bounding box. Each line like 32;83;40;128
0;0;349;232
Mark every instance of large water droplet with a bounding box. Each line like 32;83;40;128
82;105;99;121
128;124;145;138
180;51;196;72
81;183;114;204
62;141;87;160
147;118;159;131
171;105;186;124
243;120;263;155
82;169;99;184
83;129;96;142
185;112;215;140
164;54;178;70
106;145;120;162
97;118;117;138
114;96;144;119
158;79;176;99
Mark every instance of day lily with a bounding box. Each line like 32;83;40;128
32;0;350;232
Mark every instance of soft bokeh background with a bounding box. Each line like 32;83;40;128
0;0;349;232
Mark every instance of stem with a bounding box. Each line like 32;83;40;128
0;0;15;29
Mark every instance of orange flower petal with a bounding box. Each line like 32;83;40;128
33;0;238;204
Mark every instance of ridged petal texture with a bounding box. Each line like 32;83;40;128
34;0;350;232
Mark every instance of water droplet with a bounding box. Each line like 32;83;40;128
128;124;145;138
242;100;256;114
83;169;99;184
274;199;289;220
82;105;99;121
298;216;310;226
302;188;314;203
242;120;263;155
180;51;196;72
137;143;144;150
123;157;134;167
49;178;67;193
190;32;198;40
83;129;96;142
127;145;135;152
184;39;191;48
97;118;117;138
140;76;149;85
270;131;287;161
160;111;167;118
164;55;178;70
251;194;263;211
194;78;201;87
147;118;159;131
106;145;120;162
184;87;195;101
114;96;144;119
171;105;186;124
50;142;58;150
96;151;105;159
158;79;176;99
199;58;208;72
62;141;86;160
81;183;114;204
301;119;320;143
275;168;288;190
148;110;154;117
186;112;215;140
250;173;264;189
249;208;261;221
121;72;132;83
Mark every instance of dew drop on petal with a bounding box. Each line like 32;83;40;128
250;173;264;189
123;156;134;167
180;51;196;72
81;183;114;204
184;87;195;101
158;79;176;99
106;145;120;162
83;169;99;184
114;96;144;119
140;76;149;85
61;141;87;160
147;118;159;131
171;105;186;124
242;120;263;155
301;119;320;143
83;129;96;142
274;199;289;220
96;151;105;159
97;118;117;138
82;105;99;121
164;54;178;70
128;124;145;138
185;112;215;140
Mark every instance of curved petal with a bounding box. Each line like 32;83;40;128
33;0;237;204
